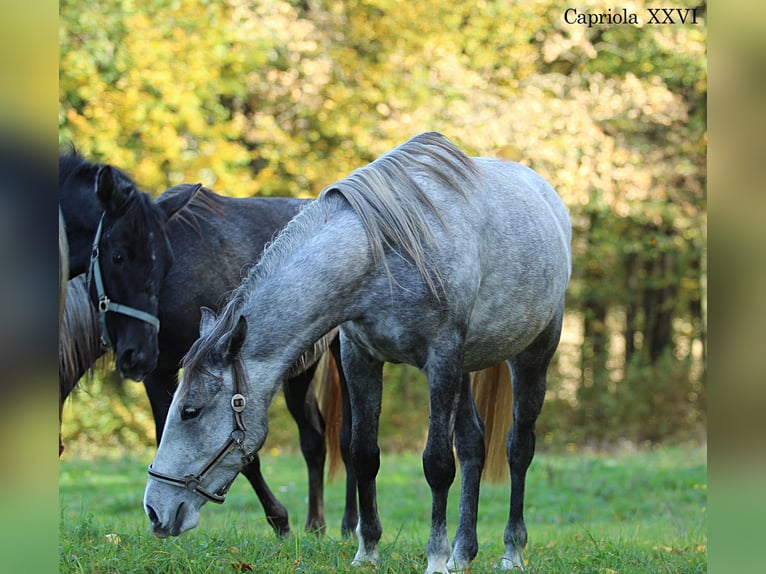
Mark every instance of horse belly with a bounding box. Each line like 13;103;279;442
463;300;553;371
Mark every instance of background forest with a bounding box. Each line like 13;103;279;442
59;0;706;451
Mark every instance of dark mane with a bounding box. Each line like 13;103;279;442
59;148;94;186
58;148;142;197
160;184;227;236
123;188;166;237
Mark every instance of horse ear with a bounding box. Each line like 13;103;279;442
157;183;200;221
199;306;217;337
225;315;248;361
96;166;133;214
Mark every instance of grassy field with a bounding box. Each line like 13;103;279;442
59;446;706;573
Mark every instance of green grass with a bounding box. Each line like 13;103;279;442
59;446;706;573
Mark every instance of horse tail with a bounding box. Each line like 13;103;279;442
314;349;344;481
59;276;108;403
471;363;514;484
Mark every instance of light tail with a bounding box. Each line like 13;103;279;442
314;348;344;481
471;363;514;484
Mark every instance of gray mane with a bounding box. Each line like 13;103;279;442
321;131;480;297
182;132;480;383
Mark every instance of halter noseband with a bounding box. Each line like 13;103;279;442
147;358;258;504
86;214;161;350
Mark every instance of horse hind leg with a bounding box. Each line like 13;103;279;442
502;306;564;571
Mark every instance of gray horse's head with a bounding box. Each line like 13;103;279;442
143;307;270;538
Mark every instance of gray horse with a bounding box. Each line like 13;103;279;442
143;132;572;572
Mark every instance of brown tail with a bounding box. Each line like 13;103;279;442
314;350;344;481
471;363;514;484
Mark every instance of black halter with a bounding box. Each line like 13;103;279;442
147;358;258;504
86;214;161;350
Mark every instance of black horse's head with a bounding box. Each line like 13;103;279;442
88;165;188;381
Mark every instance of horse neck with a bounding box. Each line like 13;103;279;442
237;196;369;372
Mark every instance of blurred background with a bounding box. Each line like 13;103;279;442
58;0;706;454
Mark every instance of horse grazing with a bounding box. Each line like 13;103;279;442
143;132;572;573
58;151;188;381
59;180;357;537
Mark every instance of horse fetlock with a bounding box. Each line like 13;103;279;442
351;520;380;567
448;537;477;571
502;522;527;571
304;516;326;536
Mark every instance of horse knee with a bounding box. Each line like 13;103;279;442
351;441;380;483
423;444;455;490
455;442;483;486
507;421;538;475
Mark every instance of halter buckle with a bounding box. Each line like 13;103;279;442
98;296;110;312
230;428;245;445
231;393;246;412
184;475;201;491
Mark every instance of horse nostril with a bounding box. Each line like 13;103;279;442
121;347;148;370
146;504;159;526
121;347;136;366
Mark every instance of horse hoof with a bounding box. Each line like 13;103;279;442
352;548;378;568
446;555;469;572
499;556;524;571
268;517;291;539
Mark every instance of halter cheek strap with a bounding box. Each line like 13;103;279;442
86;214;161;349
147;361;258;504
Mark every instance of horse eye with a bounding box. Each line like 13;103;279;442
111;251;124;264
181;406;201;420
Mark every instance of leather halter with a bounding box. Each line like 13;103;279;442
147;358;258;504
86;214;161;350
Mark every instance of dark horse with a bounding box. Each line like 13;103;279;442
59;151;187;380
59;162;356;536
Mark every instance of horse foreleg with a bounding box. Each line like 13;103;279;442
422;343;464;574
284;366;327;534
340;335;383;567
448;373;485;571
240;456;291;537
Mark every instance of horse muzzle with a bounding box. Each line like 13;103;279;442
145;497;200;538
116;346;157;381
115;326;159;381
